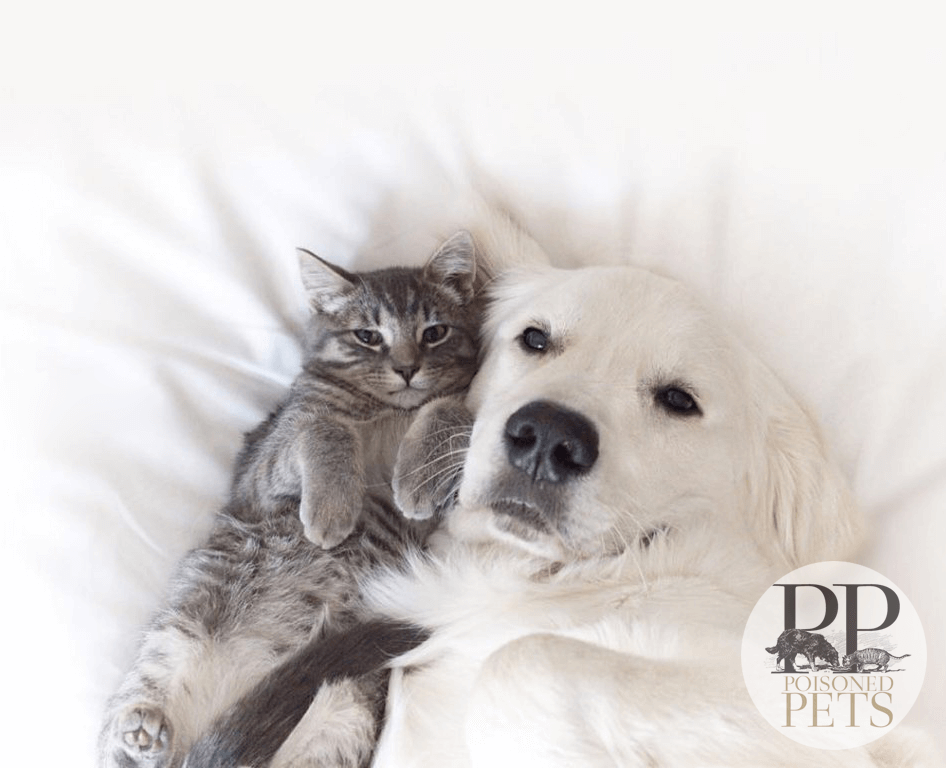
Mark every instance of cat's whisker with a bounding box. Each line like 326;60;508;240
429;469;466;499
404;425;473;441
397;447;470;480
362;480;399;490
408;460;467;495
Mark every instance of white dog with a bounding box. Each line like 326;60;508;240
351;256;932;767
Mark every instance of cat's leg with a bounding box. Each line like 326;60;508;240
102;704;173;768
230;408;363;549
296;417;365;548
101;575;293;768
393;394;473;520
182;621;426;768
269;673;387;768
102;619;300;768
99;623;193;768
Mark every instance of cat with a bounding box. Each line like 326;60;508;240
98;231;484;768
233;230;481;548
178;394;476;768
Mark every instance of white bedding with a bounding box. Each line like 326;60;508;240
2;4;944;764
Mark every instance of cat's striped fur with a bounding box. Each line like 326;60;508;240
232;231;481;548
839;648;911;673
99;232;483;768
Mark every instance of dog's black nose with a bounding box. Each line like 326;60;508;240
504;400;599;483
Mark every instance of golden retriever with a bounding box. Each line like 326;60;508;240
355;255;933;767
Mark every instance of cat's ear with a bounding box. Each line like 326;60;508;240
297;248;358;313
424;231;477;304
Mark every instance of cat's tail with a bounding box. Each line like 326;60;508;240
765;645;778;654
182;619;429;768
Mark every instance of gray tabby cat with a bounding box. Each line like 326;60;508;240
179;395;476;768
235;231;481;548
99;231;483;768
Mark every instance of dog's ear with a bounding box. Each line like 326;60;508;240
745;358;862;568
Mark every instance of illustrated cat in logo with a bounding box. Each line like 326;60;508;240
836;648;911;673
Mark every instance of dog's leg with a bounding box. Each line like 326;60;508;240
468;634;878;768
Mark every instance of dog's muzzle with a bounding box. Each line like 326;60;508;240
504;400;599;483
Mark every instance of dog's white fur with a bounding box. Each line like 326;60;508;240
350;246;939;767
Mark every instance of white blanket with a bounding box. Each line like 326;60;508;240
2;3;944;764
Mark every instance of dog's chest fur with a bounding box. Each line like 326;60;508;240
368;535;763;768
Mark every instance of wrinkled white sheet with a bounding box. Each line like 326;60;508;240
2;4;944;764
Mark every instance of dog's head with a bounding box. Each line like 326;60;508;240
820;644;841;668
448;265;859;568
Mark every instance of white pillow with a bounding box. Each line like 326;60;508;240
2;6;943;764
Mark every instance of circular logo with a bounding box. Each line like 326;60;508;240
741;561;926;749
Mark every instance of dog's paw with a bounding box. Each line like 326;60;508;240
394;396;472;520
301;492;360;549
103;706;172;767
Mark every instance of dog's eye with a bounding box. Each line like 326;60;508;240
655;386;701;417
421;324;450;345
353;329;383;346
520;327;549;352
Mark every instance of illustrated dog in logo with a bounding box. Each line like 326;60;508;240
766;628;840;671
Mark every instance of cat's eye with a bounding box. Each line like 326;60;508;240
421;324;450;345
655;386;702;417
520;327;549;352
353;329;383;347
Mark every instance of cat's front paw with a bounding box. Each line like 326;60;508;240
301;491;360;549
393;461;443;522
393;396;472;521
102;705;172;768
